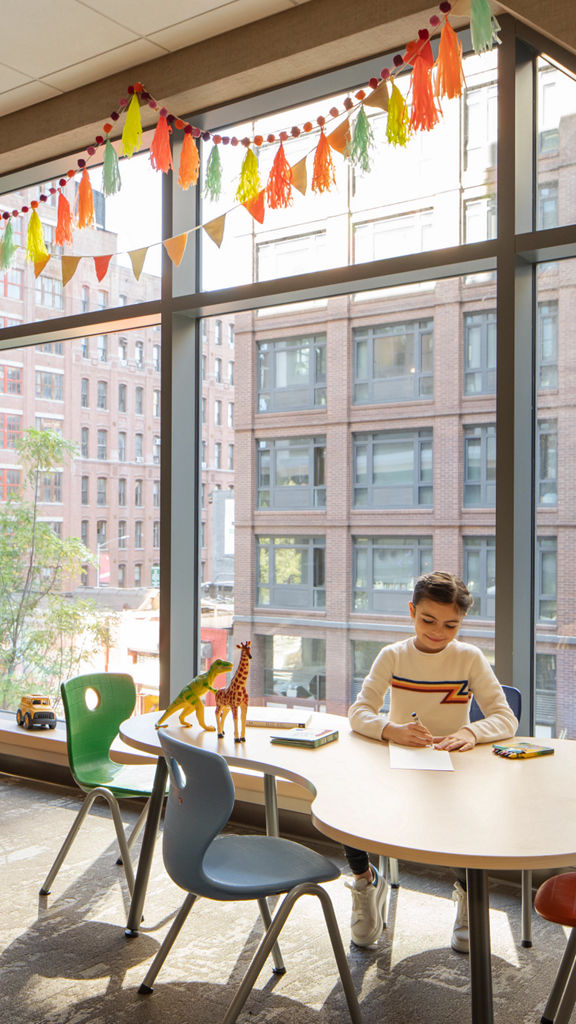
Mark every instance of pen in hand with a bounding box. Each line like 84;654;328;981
411;711;434;747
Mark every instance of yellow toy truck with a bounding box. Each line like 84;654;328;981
16;694;57;730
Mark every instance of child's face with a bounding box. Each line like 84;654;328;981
409;598;465;654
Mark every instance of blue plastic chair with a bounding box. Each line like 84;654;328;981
139;731;362;1024
40;673;159;899
381;686;532;943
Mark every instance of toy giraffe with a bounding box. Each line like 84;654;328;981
215;641;252;742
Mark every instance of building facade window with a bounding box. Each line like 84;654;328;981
463;536;496;619
0;365;22;395
214;358;222;383
0;469;21;500
353;429;433;508
134;521;143;548
537;419;558;506
463;424;496;506
215;319;222;344
118;383;127;412
257;535;326;609
81;520;89;546
97;477;107;506
258;335;327;412
135;386;143;415
134;563;142;586
153;520;160;547
118;563;126;587
97;429;107;460
135;433;143;461
228;402;234;427
214;442;222;469
464;311;496;395
81;476;89;505
0;413;22;449
96;520;107;544
153;389;160;417
262;634;326;701
97;335;108;361
257;231;327;280
354;321;433;404
118;521;127;548
538;181;558;229
118;431;127;462
537;536;557;622
35;371;63;401
81;378;89;408
97;380;107;410
537;301;558;389
353;536;433;613
41;472;62;503
257;436;326;509
81;426;89;458
214;400;221;426
153;479;160;507
118;338;128;363
134;479;143;506
81;337;89;358
228;443;234;470
355;211;433;261
135;341;144;367
118;477;127;505
153;344;160;372
228;360;234;384
153;436;161;464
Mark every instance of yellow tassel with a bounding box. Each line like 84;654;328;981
26;210;48;263
121;93;143;158
235;148;261;204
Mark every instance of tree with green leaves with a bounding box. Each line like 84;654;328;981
0;428;117;709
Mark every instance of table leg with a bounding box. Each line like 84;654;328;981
466;868;493;1024
263;773;286;974
125;756;168;937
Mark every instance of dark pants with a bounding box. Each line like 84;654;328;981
343;845;467;889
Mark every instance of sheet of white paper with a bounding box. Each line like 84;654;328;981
389;744;454;771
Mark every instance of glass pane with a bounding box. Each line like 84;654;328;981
535;259;574;737
0;326;161;714
537;57;576;230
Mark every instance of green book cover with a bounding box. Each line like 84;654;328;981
270;727;339;748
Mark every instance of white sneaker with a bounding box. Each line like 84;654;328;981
345;867;388;947
451;880;469;953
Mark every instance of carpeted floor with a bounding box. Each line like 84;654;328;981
0;773;571;1024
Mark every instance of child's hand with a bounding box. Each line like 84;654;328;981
382;721;435;747
432;728;477;751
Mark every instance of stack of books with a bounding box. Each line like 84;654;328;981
270;726;339;748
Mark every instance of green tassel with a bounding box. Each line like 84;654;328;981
235;148;261;204
204;145;223;202
0;220;17;270
102;138;122;196
470;0;501;53
386;84;411;147
346;106;375;174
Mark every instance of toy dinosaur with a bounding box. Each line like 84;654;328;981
155;658;233;730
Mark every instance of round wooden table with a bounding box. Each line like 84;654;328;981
120;711;576;1024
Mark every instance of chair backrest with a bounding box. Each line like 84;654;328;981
61;673;137;786
159;730;235;895
469;683;522;723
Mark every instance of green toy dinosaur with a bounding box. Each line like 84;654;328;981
155;658;233;731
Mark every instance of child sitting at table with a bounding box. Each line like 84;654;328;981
346;570;518;953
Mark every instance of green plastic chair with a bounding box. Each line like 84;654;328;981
40;672;159;898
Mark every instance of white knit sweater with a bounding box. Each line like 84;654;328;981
348;637;518;743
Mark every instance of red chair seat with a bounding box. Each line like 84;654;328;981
535;872;576;927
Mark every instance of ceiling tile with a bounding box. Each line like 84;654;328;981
80;0;241;37
41;39;169;93
1;0;138;79
149;0;292;51
0;64;34;94
0;82;62;118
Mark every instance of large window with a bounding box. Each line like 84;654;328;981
464;311;496;395
354;320;433;403
257;536;325;609
353;536;433;614
463;425;496;507
257;437;326;509
258;335;326;412
353;430;433;508
463;537;495;620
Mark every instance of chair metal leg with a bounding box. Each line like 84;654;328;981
222;883;362;1024
117;800;150;864
541;927;576;1024
139;893;197;993
126;756;168;936
553;954;576;1024
521;869;533;947
40;786;134;896
257;898;286;975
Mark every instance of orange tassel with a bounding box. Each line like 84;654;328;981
150;114;173;173
405;36;440;132
55;193;74;246
311;130;336;193
266;142;293;209
178;132;200;189
435;17;464;99
77;168;95;229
